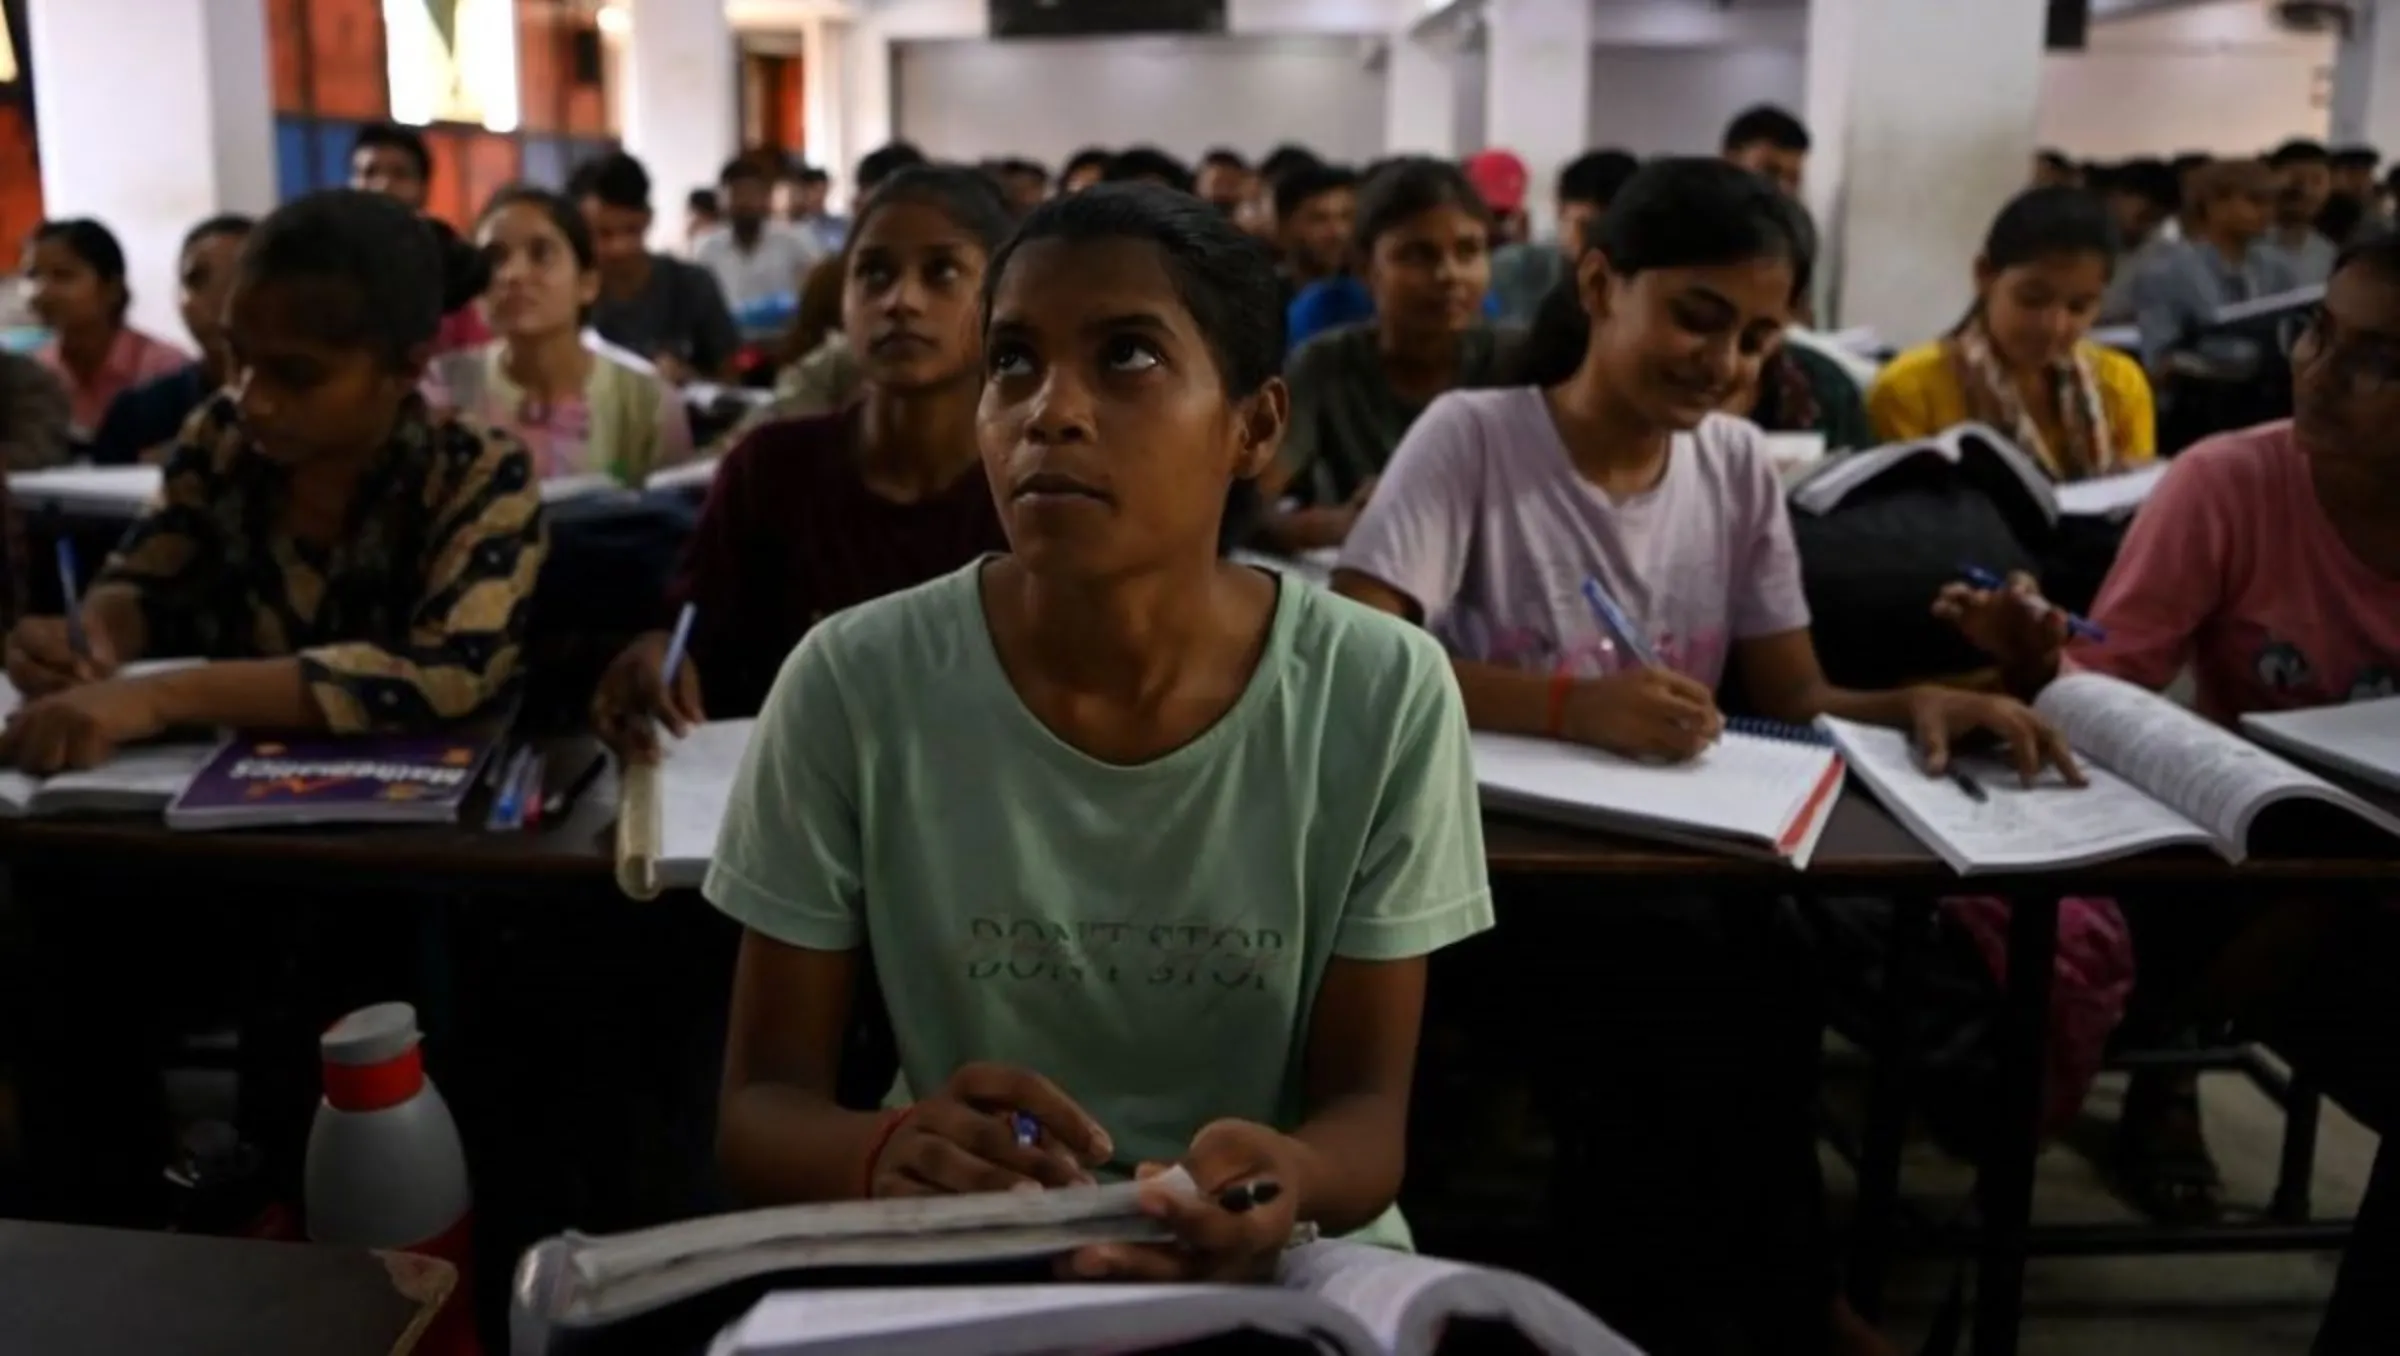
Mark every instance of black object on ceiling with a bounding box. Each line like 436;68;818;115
988;0;1230;40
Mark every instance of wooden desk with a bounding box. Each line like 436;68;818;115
0;1221;452;1356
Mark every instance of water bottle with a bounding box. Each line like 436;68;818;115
306;1001;478;1354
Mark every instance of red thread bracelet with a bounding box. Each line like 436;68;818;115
1546;670;1574;738
858;1105;919;1199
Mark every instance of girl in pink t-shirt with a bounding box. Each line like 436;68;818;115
1944;235;2400;1349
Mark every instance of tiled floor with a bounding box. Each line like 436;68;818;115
1859;1067;2371;1354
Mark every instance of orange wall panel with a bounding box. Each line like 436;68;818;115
0;105;40;267
267;0;309;112
458;132;522;222
307;0;388;121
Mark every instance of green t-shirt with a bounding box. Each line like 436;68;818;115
1281;323;1520;506
705;560;1495;1248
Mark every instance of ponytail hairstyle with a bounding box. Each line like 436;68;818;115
424;216;493;316
1513;157;1815;387
1954;185;2120;335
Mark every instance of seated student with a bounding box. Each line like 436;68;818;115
2266;140;2340;285
1870;185;2157;474
572;152;743;384
0;190;546;771
2324;145;2387;245
1259;159;1517;552
23;219;192;444
349;122;492;356
447;185;693;486
1059;146;1112;198
0;348;71;472
693;155;825;317
2098;158;2183;324
591;165;1016;744
1274;163;1360;328
89;215;254;466
1488;149;1639;327
1099;145;1196;196
708;184;1492;1274
2130;158;2299;379
1722;104;1811;200
1937;233;2400;1350
1332;158;2075;1356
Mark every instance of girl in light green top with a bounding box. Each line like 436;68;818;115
709;185;1494;1280
458;186;693;486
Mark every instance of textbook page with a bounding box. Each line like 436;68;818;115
719;1286;1377;1356
1280;1240;1638;1356
651;720;757;891
2053;462;2168;520
2036;672;2400;856
2241;697;2400;795
1821;717;2217;873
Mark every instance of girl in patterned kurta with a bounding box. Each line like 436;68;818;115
0;190;548;772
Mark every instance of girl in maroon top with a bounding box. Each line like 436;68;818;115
594;166;1017;754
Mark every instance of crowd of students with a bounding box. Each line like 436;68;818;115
1;97;2395;1356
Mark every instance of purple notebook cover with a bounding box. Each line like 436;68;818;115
170;733;494;822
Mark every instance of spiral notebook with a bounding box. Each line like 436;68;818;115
1472;722;1845;867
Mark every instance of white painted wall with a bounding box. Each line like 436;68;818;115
1585;47;1806;156
2039;0;2334;157
893;36;1389;169
29;0;275;344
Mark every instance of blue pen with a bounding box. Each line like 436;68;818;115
1958;565;2108;643
660;601;698;693
54;537;87;659
484;746;535;832
1580;577;1661;668
1012;1112;1040;1149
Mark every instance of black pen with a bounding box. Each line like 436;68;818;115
1950;768;1989;804
544;753;608;819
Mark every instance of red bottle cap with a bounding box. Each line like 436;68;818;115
320;1002;426;1113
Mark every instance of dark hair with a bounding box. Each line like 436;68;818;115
2036;148;2073;172
719;155;773;188
1273;162;1358;222
2331;145;2382;172
1558;150;1641;209
983;184;1282;552
1353;157;1492;255
686;188;721;216
2170;152;2211;177
1200;147;1249;172
30;219;131;324
352;122;433;182
857;142;930;197
2334;226;2400;276
1258;144;1320;185
237;190;448;367
998;157;1048;183
2269;138;2332;169
1103;146;1196;195
571;152;653;212
478;183;598;272
1953;186;2120;334
2101;157;2180;212
1515;158;1816;387
1722;105;1810;154
848;163;1016;260
1062;146;1113;182
181;213;256;256
797;164;832;187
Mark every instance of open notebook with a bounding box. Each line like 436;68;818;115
702;1241;1634;1356
615;719;756;900
2240;696;2400;795
0;659;216;817
1823;672;2400;874
7;464;163;520
1788;422;2166;524
1473;724;1844;867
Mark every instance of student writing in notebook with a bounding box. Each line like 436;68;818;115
0;191;547;772
441;185;693;486
1869;185;2157;476
1331;158;2077;1356
1939;234;2400;1348
591;165;1016;751
709;185;1492;1283
1256;159;1517;553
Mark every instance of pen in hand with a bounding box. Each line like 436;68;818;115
1957;565;2107;643
1949;768;1989;804
54;536;87;661
1580;577;1662;669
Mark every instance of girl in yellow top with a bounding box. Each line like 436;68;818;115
1869;185;2155;478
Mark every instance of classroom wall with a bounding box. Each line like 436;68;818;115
2038;0;2334;157
891;35;1389;169
1584;46;1806;156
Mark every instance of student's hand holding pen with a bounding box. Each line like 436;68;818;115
1931;569;2071;698
1559;668;1725;762
1066;1119;1301;1283
866;1062;1113;1198
0;677;166;774
591;629;706;761
4;615;119;698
